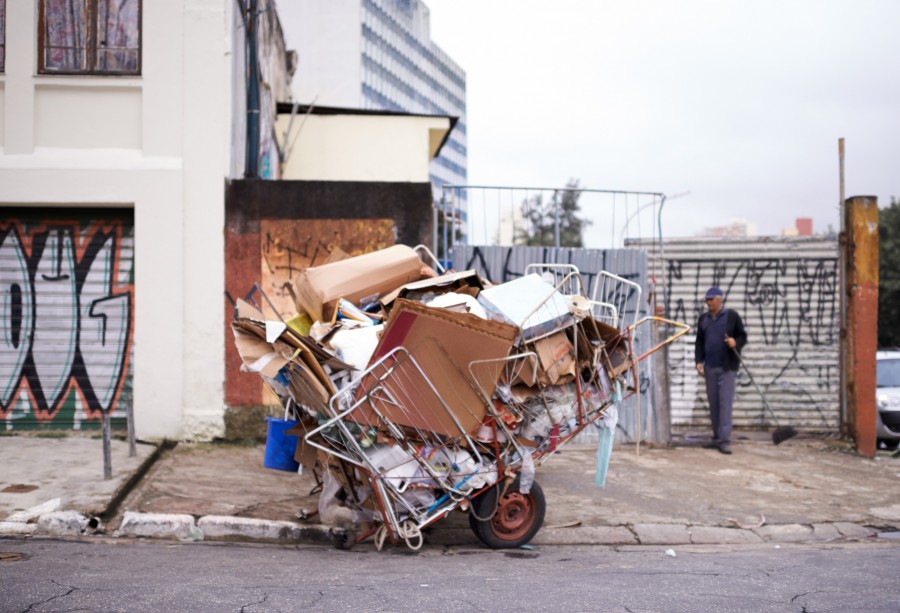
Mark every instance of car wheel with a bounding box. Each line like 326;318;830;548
878;439;900;451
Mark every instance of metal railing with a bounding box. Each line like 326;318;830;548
435;184;667;260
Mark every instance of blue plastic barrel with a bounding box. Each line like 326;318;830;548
263;417;300;472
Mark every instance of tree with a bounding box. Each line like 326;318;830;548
879;196;900;348
516;179;591;247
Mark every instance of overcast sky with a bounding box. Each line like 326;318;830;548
422;0;900;241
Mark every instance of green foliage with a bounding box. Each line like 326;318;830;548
516;179;592;247
879;196;900;348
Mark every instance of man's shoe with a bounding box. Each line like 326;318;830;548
718;443;732;455
702;441;719;449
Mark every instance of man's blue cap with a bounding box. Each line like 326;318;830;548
705;286;724;299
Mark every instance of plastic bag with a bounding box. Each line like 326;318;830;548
595;405;618;488
519;448;535;494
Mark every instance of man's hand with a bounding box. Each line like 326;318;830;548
724;335;736;349
696;363;704;375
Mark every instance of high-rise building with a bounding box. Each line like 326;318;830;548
281;0;467;206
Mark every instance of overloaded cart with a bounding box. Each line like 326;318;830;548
231;245;688;551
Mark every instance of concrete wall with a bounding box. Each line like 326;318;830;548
0;0;233;440
276;113;450;182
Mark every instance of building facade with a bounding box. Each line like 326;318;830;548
283;0;467;203
0;0;291;439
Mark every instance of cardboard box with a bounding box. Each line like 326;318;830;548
534;332;577;385
577;317;632;378
354;299;519;437
506;331;577;387
292;245;423;323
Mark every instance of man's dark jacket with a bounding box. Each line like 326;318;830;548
694;308;748;372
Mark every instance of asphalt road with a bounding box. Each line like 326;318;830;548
1;538;899;612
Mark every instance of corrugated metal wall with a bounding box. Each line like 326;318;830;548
0;209;135;431
636;236;839;431
453;245;655;443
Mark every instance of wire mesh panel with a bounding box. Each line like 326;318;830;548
436;184;666;256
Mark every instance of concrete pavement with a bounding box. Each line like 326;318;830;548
2;431;900;549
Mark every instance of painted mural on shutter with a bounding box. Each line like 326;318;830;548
636;236;840;431
0;208;134;431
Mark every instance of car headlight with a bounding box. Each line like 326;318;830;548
877;393;900;409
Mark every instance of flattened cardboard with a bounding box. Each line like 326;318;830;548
285;417;321;470
231;325;289;378
379;269;485;309
355;299;518;437
293;245;423;323
233;303;351;396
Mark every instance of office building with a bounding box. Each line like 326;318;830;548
283;0;467;206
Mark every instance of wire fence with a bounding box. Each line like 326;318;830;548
436;184;667;257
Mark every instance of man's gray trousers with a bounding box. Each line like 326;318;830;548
704;366;736;445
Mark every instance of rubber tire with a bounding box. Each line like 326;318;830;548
878;438;900;451
469;477;545;549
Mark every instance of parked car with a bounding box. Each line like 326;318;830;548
876;350;900;450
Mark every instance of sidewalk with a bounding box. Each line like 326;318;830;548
2;431;900;548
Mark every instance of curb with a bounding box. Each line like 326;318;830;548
99;439;172;522
6;512;875;548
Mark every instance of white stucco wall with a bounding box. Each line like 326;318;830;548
277;113;450;182
0;0;230;440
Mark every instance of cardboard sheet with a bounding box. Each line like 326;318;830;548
379;269;485;309
354;299;519;437
293;245;423;323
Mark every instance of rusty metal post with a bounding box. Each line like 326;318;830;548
844;196;878;457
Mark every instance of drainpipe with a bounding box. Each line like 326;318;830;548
245;0;260;178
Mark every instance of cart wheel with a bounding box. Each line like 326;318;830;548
469;477;545;549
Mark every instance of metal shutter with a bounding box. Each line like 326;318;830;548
0;208;134;431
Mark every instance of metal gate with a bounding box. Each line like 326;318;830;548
637;235;840;430
0;208;135;431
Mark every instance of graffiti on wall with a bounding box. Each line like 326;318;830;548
665;257;838;347
0;221;133;427
665;256;839;427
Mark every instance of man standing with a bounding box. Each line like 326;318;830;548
695;287;747;454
